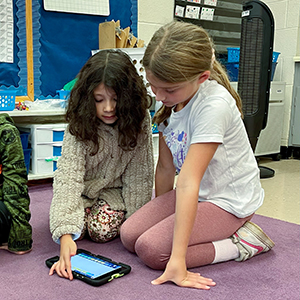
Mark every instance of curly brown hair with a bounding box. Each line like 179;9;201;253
66;49;152;155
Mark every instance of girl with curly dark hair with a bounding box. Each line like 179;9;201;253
49;49;154;280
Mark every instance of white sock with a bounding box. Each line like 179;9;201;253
211;238;239;264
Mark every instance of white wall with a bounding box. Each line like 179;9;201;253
138;0;174;44
137;0;300;147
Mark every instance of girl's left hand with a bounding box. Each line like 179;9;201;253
151;259;216;289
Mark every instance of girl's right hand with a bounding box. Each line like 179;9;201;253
49;234;77;280
152;257;216;289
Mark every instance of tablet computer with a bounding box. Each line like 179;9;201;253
46;249;131;286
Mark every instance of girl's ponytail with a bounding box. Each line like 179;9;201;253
210;60;244;118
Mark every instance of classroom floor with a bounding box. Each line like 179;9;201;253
256;158;300;224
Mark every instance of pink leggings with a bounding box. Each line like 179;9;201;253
120;190;253;270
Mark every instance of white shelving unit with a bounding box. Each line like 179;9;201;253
16;123;68;180
5;110;159;180
4;109;66;180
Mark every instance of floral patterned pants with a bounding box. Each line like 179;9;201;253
80;200;125;243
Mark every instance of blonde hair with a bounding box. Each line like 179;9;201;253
143;21;243;125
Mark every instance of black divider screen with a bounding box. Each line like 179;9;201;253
237;0;274;150
239;17;263;115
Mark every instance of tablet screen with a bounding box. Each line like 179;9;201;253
71;253;122;279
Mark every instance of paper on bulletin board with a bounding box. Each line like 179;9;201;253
185;5;201;19
43;0;110;16
200;7;215;21
175;5;185;17
0;0;14;63
204;0;217;6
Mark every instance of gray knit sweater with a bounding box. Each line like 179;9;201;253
50;112;154;243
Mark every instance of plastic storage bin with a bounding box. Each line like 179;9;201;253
225;63;239;81
227;47;240;63
226;50;280;82
20;132;30;149
272;51;280;63
16;123;68;175
56;90;70;108
56;90;70;100
0;90;16;111
227;48;280;64
23;149;32;174
271;62;277;81
271;51;280;81
19;131;31;174
150;111;159;134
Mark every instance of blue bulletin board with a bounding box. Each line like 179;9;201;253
0;0;138;99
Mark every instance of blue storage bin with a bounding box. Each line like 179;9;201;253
150;110;159;134
53;130;65;142
271;62;277;81
227;47;240;63
272;51;280;63
56;90;70;109
152;123;159;134
227;48;280;64
226;60;278;82
0;90;16;111
53;145;62;171
20;132;30;149
53;145;62;157
57;90;70;100
23;148;32;174
225;63;239;82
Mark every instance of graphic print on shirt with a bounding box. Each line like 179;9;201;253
164;129;188;173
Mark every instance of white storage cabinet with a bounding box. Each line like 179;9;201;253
254;82;285;158
231;82;285;159
16;123;68;176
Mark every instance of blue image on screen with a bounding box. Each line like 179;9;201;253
71;253;122;279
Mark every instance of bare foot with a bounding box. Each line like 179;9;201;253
0;243;32;255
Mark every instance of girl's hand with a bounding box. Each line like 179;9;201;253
151;258;216;290
49;235;77;280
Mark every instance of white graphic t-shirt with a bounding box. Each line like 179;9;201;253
157;80;264;218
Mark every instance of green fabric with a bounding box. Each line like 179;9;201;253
0;113;32;252
63;78;78;91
